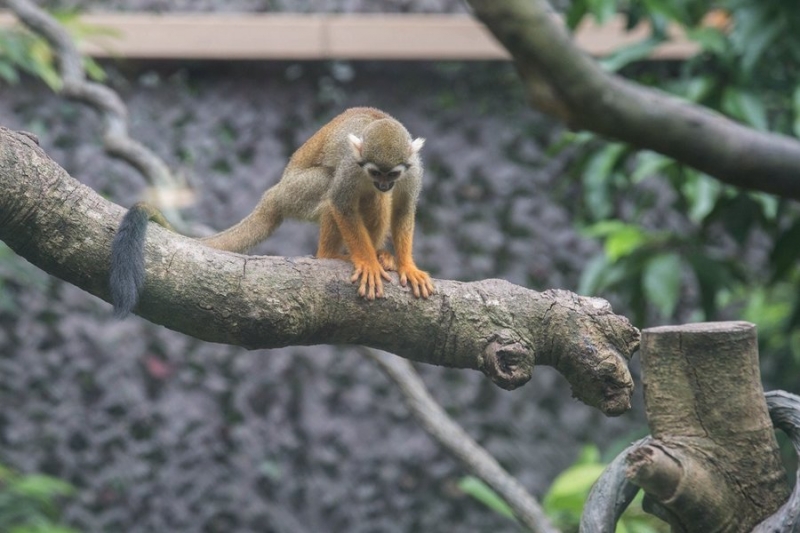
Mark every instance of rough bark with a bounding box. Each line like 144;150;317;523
467;0;800;200
0;126;639;415
628;322;789;532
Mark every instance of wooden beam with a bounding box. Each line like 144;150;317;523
0;12;698;61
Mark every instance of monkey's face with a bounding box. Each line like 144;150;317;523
361;162;408;192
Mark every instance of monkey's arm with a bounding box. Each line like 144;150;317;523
330;206;391;300
391;189;434;299
109;202;174;318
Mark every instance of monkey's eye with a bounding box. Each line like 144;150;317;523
387;170;401;179
368;169;382;178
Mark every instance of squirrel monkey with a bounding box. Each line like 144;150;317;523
109;107;434;318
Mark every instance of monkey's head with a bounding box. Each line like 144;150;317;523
348;119;425;192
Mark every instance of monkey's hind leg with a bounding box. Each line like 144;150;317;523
376;250;396;271
316;208;348;261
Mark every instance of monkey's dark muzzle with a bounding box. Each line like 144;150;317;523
373;181;395;192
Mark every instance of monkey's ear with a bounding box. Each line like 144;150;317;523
348;134;364;159
410;137;425;153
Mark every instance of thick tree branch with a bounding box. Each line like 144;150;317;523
467;0;800;200
0;126;639;415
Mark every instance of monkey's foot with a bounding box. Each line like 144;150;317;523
350;259;392;300
376;250;397;271
397;264;434;299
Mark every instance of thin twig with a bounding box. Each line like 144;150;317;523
7;0;197;232
360;348;559;533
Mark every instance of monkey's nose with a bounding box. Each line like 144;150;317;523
374;181;394;192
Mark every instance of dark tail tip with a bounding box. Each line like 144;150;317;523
109;206;150;318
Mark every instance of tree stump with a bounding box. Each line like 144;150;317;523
629;321;789;532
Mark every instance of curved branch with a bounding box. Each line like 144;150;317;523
467;0;800;200
579;438;648;532
362;348;558;533
0;126;639;415
6;0;197;230
754;391;800;532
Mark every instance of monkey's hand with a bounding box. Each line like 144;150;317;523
350;258;392;300
397;264;434;299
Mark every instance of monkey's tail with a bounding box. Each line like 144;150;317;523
109;202;166;318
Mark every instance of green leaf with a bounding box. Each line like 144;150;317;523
582;221;649;261
722;88;768;130
736;92;769;131
686;253;724;319
583;143;627;219
584;143;627;181
0;60;19;84
740;287;791;333
604;225;648;262
749;192;778;221
641;0;688;23
544;463;607;514
11;525;80;533
737;18;784;75
769;219;800;281
11;475;75;501
576;444;601;465
686;27;727;55
642;253;682;317
547;130;596;156
582;219;628;238
457;476;515;520
82;56;107;82
566;1;589;30
587;0;618;25
681;172;720;223
631;151;673;183
578;254;611;296
600;38;661;72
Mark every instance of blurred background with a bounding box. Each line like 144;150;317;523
1;0;799;531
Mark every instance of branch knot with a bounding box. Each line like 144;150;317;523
481;334;533;390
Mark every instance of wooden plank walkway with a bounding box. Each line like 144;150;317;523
0;12;698;60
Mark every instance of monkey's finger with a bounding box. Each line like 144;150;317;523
380;269;392;283
367;272;381;300
351;268;363;284
411;279;421;298
418;281;431;299
399;273;408;287
423;280;435;298
359;271;375;300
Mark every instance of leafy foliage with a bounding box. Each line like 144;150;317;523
457;476;516;520
0;464;79;533
561;0;800;383
460;446;667;532
0;10;107;90
543;445;667;533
